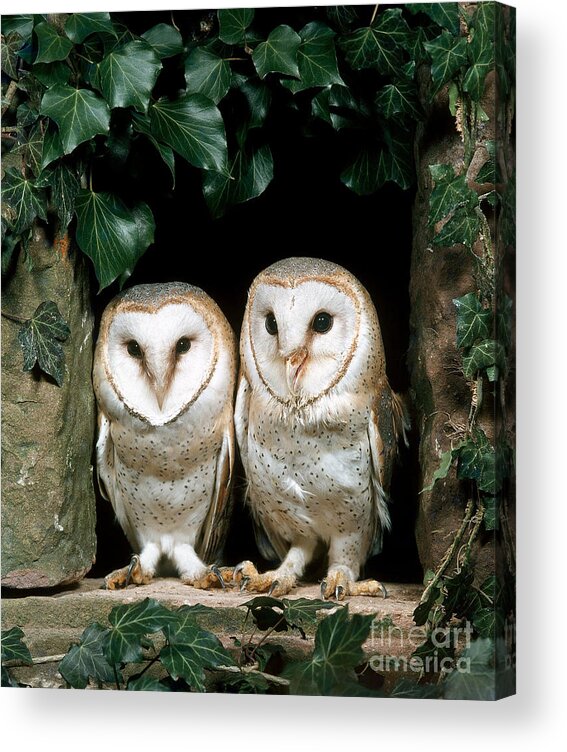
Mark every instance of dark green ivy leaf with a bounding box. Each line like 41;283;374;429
326;6;358;34
444;638;497;700
282;598;336;629
34;21;73;64
105;598;171;665
234;75;272;129
428;167;473;225
406;3;460;35
285;607;374;695
12;121;44;177
150;94;228;173
59;623;116;689
339;9;410;76
98;40;162;113
33;60;70;87
424;30;469;93
473;608;504;640
375;80;422;121
342;133;413;195
453;292;493;348
127;675;171;691
390;678;443;699
421;447;455;493
40;85;111;154
433;203;481;248
462;339;505;379
131;112;176;187
1;167;48;235
463;2;496;102
203;144;273;218
184;48;231;105
65;13;116;44
218;8;255;45
160;624;235;691
141;23;184;59
162;604;216;644
476;140;499;184
74;190;155;290
1;32;23;80
282;21;344;94
17;301;70;386
39;123;65;171
252;25;301;79
41;163;81;231
1;627;32;665
483;497;499;530
1;15;34;40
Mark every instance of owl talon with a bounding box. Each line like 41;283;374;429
268;580;279;596
125;554;140;587
320;580;327;599
335;585;344;601
211;565;226;589
240;576;250;592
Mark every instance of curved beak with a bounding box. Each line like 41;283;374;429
145;362;174;412
285;347;308;395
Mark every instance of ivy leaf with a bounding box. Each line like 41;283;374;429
476;140;499;184
33;60;70;87
34;21;73;64
218;8;255;45
342;132;413;195
203;144;273;218
406;4;460;36
424;31;469;93
453;293;493;348
163;604;216;643
429;168;472;225
1;167;48;235
234;75;272;129
160;624;235;691
1;627;32;665
375;81;422;121
150;94;228;173
339;9;410;75
105;598;171;665
312;84;362;130
240;596;287;632
65;13;116;44
1;15;34;40
58;623;116;689
473;608;504;639
141;23;184;59
463;3;495;101
40;123;65;171
390;678;443;699
252;25;301;79
184;48;231;105
42;163;81;231
285;608;374;695
421;447;454;493
17;301;70;386
444;638;496;700
462;339;505;379
1;32;24;80
40;85;111;154
282;598;336;629
11;121;44;177
74;190;155;290
132;112;176;187
433;203;481;248
326;6;358;33
127;675;171;691
98;40;162;114
282;22;344;94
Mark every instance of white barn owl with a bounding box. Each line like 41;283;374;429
234;258;408;600
93;282;236;590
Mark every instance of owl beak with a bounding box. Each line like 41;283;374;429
285;347;308;395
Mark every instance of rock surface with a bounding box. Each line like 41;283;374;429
1;228;96;588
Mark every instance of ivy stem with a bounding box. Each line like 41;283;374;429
1;81;18;117
419;498;475;606
133;653;160;681
1;311;27;324
112;663;122;690
248;614;287;662
370;5;380;25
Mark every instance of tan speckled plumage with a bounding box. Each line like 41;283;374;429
234;258;409;599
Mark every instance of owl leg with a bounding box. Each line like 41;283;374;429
234;539;317;597
173;544;229;589
104;543;159;590
322;536;387;601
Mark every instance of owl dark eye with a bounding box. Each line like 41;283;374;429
312;312;333;334
126;340;142;358
175;337;191;355
265;313;278;336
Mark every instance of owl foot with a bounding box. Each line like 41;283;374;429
233;560;296;597
320;571;388;601
187;566;235;590
104;555;154;590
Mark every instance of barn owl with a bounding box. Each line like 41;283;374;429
234;258;408;600
93;282;236;590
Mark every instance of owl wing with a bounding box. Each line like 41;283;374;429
196;409;235;564
96;411;114;503
367;382;410;556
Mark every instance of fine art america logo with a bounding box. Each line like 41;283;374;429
367;616;516;675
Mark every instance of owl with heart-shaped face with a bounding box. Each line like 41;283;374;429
93;282;236;590
234;258;408;600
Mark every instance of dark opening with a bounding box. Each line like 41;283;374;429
89;7;422;585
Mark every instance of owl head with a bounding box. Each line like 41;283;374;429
94;282;235;426
241;258;387;405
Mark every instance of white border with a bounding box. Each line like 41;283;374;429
2;1;566;748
